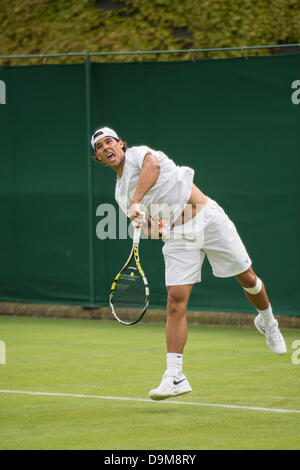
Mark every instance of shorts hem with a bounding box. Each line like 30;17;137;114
212;261;252;278
165;278;201;287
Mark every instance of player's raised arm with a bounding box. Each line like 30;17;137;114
129;153;160;224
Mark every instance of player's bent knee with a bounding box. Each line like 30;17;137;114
243;277;263;295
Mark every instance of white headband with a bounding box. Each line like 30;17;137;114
91;127;119;150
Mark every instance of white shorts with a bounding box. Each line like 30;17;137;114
162;198;252;286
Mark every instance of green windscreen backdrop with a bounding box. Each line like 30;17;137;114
0;54;299;316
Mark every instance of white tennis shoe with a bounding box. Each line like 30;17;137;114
254;314;287;355
149;371;192;401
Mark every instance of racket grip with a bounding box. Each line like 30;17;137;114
131;211;146;227
133;226;142;246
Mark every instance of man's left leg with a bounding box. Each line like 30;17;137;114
235;266;286;354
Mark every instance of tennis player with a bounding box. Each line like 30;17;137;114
91;126;287;401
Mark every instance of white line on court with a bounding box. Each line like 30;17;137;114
0;389;299;414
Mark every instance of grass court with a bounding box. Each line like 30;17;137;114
0;315;299;450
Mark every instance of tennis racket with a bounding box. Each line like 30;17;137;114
109;222;150;325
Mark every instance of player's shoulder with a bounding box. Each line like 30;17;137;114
125;145;154;167
127;145;153;156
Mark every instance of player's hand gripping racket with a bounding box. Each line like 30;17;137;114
109;216;150;325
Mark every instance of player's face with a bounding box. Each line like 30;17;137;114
94;136;125;169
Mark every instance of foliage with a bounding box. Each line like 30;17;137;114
0;0;299;64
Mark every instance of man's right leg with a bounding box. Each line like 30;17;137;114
149;284;193;400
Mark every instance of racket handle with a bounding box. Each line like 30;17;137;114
133;226;142;246
131;211;146;227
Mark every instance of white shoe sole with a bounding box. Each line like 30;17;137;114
149;377;192;401
150;387;192;401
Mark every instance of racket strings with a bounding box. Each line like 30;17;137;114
112;266;147;323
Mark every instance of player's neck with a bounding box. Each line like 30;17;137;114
114;155;125;177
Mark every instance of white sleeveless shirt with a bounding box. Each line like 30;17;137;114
115;145;194;227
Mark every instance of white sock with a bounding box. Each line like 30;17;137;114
167;353;183;376
257;304;275;327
